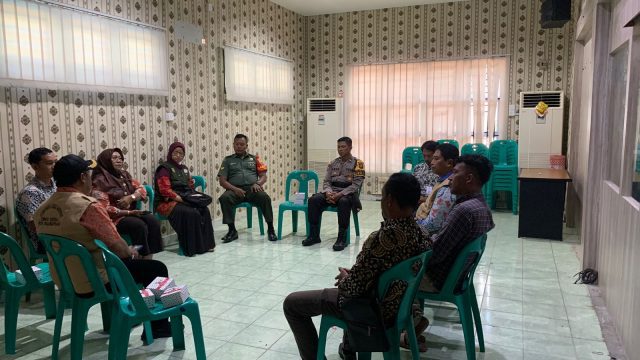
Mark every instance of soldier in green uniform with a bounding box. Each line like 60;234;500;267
302;137;365;251
218;134;277;242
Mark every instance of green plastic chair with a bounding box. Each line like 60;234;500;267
401;147;424;173
317;250;433;360
14;205;48;265
460;143;489;157
415;234;488;360
437;139;460;148
277;170;319;240
153;175;206;255
0;232;56;355
487;140;518;214
39;234;114;360
233;202;265;235
94;240;206;359
318;187;361;246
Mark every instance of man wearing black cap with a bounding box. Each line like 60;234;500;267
35;154;172;342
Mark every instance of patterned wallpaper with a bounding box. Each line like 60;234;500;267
0;0;307;237
0;0;576;236
305;0;575;193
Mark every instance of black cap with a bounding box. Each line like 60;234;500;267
53;154;97;187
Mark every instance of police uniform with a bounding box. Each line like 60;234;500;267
306;156;365;248
217;153;274;225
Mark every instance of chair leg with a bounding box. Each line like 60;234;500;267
345;225;351;245
100;300;113;332
456;295;477;360
51;295;66;360
246;207;253;229
291;210;298;233
170;315;186;350
257;208;265;235
4;289;22;354
470;286;485;352
70;302;90;360
143;321;154;345
43;284;57;319
107;313;128;360
185;306;207;360
316;318;331;360
405;320;421;360
353;211;360;237
277;208;285;240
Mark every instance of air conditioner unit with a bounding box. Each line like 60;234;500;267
518;91;564;168
307;98;344;184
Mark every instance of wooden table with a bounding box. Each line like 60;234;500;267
518;168;572;240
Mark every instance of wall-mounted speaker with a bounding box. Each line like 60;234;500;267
540;0;571;29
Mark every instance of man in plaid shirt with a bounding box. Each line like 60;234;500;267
403;154;495;351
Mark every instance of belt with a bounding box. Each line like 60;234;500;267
331;181;352;188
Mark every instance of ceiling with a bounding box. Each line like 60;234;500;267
269;0;468;16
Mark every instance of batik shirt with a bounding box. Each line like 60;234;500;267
412;162;439;197
337;217;431;326
16;177;57;253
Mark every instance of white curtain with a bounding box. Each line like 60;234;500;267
0;0;168;96
347;57;508;173
224;46;294;105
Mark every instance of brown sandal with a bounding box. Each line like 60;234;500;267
399;332;428;352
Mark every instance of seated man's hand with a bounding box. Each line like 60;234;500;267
325;192;336;204
419;196;427;204
251;183;264;192
188;177;195;187
128;245;140;259
332;192;343;202
334;267;350;286
232;187;246;197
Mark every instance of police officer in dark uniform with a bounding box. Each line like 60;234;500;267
218;134;277;242
303;136;365;251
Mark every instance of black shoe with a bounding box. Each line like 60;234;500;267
302;237;321;246
332;239;347;251
338;342;356;360
222;229;238;243
333;228;348;251
267;230;278;242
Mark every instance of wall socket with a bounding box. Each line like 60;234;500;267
165;112;175;122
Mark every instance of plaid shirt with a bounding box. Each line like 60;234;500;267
425;193;494;290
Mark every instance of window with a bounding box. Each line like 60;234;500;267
346;58;508;173
0;0;168;95
633;83;640;202
606;45;629;187
224;46;294;105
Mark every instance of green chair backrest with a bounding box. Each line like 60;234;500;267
376;250;432;329
136;184;155;211
437;139;460;149
284;170;319;202
192;175;206;192
460;143;489;158
489;140;518;166
38;234;111;300
437;234;487;296
94;240;154;317
402;147;423;171
0;232;40;287
13;205;44;261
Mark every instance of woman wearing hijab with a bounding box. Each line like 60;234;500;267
154;142;215;256
92;148;163;259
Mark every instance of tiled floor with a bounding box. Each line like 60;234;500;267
0;200;611;359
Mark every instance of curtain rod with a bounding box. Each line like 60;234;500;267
347;54;512;67
31;0;166;32
224;45;293;63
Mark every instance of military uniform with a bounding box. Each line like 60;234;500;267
217;152;274;225
306;156;365;249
